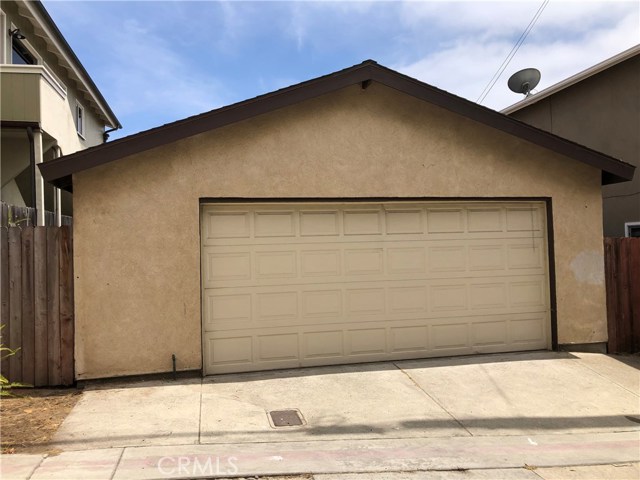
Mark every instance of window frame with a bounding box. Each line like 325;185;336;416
624;222;640;238
0;10;6;63
75;101;85;139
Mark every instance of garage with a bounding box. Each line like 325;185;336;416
39;60;634;380
201;201;550;374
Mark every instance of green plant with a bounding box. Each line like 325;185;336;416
6;206;32;227
0;324;27;396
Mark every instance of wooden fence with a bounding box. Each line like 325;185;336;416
1;202;73;227
0;229;636;386
0;226;74;386
604;237;640;354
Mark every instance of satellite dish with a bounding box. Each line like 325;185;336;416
508;68;541;96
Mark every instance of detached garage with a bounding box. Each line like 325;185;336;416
40;61;634;380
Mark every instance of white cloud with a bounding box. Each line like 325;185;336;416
103;18;225;129
43;0;639;137
43;2;229;134
393;1;639;109
399;1;634;37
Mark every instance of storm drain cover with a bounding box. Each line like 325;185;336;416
269;409;303;427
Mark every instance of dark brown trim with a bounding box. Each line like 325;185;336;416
545;198;559;350
1;121;40;129
197;204;205;376
558;342;607;354
199;196;559;351
199;196;554;204
39;61;635;191
76;369;201;388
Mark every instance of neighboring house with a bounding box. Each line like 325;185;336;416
503;45;640;238
0;0;120;225
40;61;634;380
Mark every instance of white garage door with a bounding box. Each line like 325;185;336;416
201;201;550;374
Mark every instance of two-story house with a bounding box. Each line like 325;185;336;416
503;45;639;238
0;0;120;225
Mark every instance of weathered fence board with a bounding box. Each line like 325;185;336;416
1;202;72;227
21;227;35;386
34;227;48;386
8;228;23;381
59;227;74;385
47;227;62;386
0;227;9;377
0;226;74;386
605;237;640;354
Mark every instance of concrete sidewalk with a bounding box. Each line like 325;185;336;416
2;436;639;479
1;351;639;479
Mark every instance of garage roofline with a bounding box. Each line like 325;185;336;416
38;60;635;192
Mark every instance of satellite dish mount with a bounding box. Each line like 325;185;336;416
508;68;541;97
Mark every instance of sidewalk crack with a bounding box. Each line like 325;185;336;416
109;448;126;480
393;362;474;437
25;454;46;480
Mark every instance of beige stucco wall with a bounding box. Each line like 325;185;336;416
72;83;606;379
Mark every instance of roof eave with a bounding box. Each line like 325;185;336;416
24;1;121;129
39;61;635;191
502;44;640;115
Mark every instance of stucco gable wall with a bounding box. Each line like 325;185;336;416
72;83;605;379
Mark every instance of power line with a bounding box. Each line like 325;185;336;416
477;0;549;105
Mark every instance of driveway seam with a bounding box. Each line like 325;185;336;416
393;362;474;437
25;454;46;480
572;358;640;398
109;447;125;480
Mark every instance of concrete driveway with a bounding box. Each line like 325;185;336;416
52;351;640;450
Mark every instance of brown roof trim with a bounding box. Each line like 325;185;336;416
39;60;635;191
1;121;40;129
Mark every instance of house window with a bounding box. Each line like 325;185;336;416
11;38;36;65
0;11;6;63
76;103;85;137
625;222;640;238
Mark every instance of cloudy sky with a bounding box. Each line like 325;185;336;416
44;1;639;140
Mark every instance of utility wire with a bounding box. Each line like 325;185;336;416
477;0;549;105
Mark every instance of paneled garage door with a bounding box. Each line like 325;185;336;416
201;202;550;374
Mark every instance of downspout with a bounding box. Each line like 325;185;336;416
26;126;36;225
103;126;121;143
54;146;63;226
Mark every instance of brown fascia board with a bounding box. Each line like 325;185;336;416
39;60;635;192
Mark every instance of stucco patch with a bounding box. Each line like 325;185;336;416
570;251;605;285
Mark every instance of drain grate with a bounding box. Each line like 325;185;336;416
269;409;303;427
